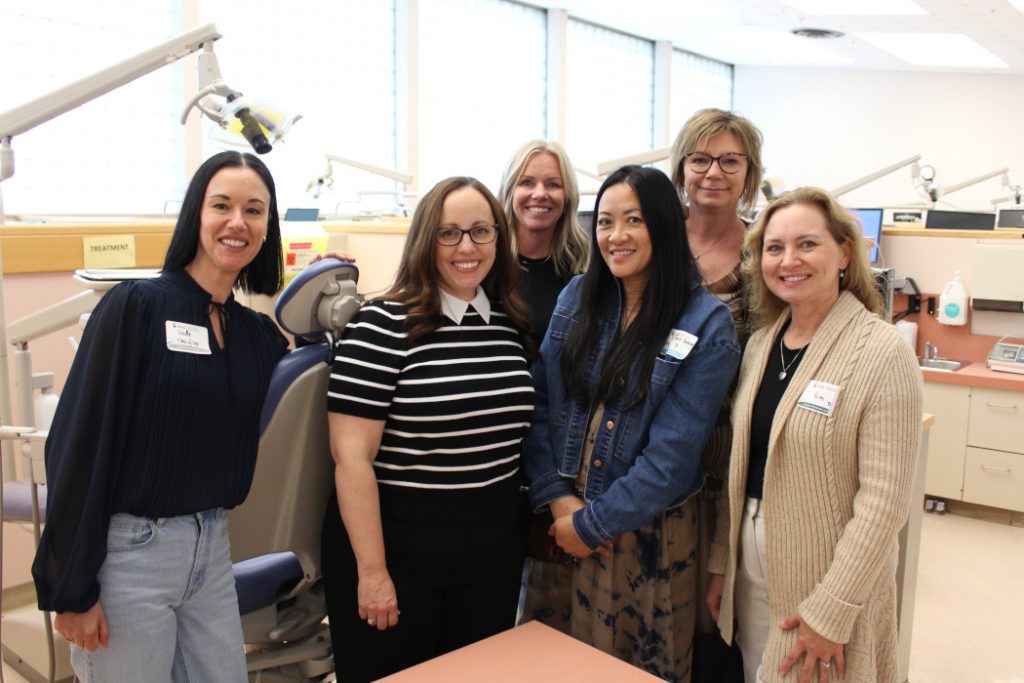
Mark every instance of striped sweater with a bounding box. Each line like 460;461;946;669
709;291;923;683
327;300;533;491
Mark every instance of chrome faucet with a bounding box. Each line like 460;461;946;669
923;342;939;361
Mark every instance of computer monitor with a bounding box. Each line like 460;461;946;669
997;208;1024;228
924;209;995;230
850;208;883;263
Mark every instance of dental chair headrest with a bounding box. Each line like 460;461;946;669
275;258;361;338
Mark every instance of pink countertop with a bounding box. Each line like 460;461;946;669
921;361;1024;392
377;621;662;682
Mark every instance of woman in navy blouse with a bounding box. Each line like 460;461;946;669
33;151;288;682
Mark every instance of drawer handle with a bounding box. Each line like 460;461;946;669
981;465;1012;474
985;402;1018;410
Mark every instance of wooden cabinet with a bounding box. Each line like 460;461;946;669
963;387;1024;512
925;382;1024;512
963;447;1024;512
922;382;970;500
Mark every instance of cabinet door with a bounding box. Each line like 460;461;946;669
922;382;971;500
967;387;1024;454
963;447;1024;512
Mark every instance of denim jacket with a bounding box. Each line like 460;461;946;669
524;276;740;549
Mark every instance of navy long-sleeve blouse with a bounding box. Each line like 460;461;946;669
32;269;288;613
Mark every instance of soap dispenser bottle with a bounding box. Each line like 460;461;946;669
937;271;968;326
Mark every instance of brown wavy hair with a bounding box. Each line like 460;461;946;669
742;186;883;331
381;177;535;356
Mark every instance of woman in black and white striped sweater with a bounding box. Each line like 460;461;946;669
320;177;535;682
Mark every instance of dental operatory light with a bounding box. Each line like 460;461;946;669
307;154;415;214
596;147;672;176
761;176;786;202
910;164;1010;207
830;154;922;199
990;173;1023;207
911;162;942;204
180;41;301;154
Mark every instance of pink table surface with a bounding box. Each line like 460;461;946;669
377;621;664;682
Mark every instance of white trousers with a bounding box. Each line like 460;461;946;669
734;497;771;683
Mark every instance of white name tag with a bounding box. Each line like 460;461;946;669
165;321;211;355
662;329;698;360
797;380;841;417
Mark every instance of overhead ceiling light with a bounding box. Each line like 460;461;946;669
856;32;1009;68
791;27;844;39
782;0;926;14
699;31;853;66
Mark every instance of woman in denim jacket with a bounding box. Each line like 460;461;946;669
522;165;740;681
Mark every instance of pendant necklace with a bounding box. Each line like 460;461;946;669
778;334;808;381
692;221;743;261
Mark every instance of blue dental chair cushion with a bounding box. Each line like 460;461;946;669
258;344;329;435
2;481;47;523
234;551;304;615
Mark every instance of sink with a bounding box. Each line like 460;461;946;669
919;358;965;372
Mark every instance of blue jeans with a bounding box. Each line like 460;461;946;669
70;508;247;682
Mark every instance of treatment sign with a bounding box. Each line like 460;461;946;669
83;235;136;269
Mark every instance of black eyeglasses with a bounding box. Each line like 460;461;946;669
683;152;748;175
435;224;498;246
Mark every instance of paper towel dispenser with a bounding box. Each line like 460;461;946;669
972;244;1024;312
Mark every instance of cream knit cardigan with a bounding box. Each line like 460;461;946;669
708;291;923;683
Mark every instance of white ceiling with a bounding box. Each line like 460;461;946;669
532;0;1024;74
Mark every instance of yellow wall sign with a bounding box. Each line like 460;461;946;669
83;235;137;269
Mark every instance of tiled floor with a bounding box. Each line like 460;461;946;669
4;510;1024;683
908;511;1024;683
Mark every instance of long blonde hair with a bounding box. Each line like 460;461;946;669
498;140;589;277
742;186;882;331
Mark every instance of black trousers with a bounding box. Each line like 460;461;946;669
321;490;523;683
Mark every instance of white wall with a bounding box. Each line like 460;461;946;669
733;67;1024;212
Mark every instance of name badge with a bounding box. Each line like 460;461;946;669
165;321;211;355
662;329;698;360
797;380;841;417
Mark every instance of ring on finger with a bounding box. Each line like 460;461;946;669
819;660;832;669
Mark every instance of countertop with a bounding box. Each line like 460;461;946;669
921;361;1024;392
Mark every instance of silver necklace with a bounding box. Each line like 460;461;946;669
691;222;743;261
778;335;808;381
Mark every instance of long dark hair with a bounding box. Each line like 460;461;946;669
561;165;695;409
163;151;284;295
383;176;535;356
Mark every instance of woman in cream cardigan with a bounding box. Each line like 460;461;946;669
706;187;922;683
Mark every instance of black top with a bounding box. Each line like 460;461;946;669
326;299;532;589
33;269;288;613
747;322;808;499
518;255;570;342
327;300;533;513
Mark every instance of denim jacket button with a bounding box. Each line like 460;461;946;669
605;420;615;430
593;458;604;469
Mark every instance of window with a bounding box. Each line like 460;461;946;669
201;0;398;214
565;20;654;169
670;49;733;133
0;2;183;215
419;0;546;194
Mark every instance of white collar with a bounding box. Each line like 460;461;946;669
440;287;491;324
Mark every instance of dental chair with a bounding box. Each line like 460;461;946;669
228;257;361;682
